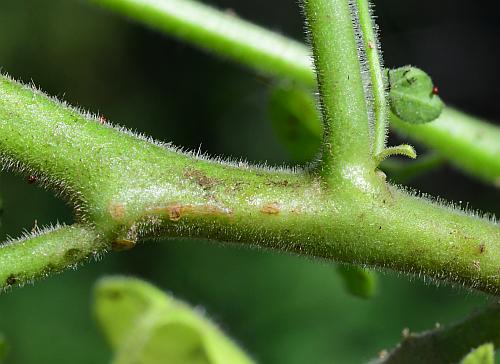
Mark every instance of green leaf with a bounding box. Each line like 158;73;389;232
388;66;444;124
459;343;495;364
113;312;212;364
93;276;253;364
336;264;377;299
268;82;322;163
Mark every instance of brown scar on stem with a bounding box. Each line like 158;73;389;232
152;203;233;222
184;168;220;190
109;202;126;220
261;202;281;215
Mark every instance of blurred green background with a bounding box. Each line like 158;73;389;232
0;0;499;363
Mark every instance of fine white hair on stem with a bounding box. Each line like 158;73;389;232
348;0;375;146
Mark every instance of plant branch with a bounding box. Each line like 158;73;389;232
90;0;313;85
0;224;105;289
372;301;500;364
302;0;373;179
89;0;500;187
0;75;498;294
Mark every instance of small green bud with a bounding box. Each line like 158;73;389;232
388;66;444;124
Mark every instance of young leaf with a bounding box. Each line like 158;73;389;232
388;67;444;124
93;276;253;364
374;144;417;165
336;264;377;299
459;343;495;364
268;82;322;163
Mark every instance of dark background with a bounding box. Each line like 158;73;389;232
0;0;499;363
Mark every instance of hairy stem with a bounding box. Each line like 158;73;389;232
89;0;500;187
355;0;388;156
0;224;105;289
0;75;498;294
302;0;374;180
373;301;500;364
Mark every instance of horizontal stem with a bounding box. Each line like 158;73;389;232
0;75;498;294
90;0;500;186
0;224;105;289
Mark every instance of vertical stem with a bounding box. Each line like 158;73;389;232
355;0;388;156
302;0;373;181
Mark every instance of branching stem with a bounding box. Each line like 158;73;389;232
302;0;374;181
89;0;500;187
0;75;498;295
0;224;105;288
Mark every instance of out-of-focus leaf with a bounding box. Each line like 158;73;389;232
387;66;444;125
93;276;253;364
0;333;8;363
336;264;377;299
459;343;494;364
268;82;322;163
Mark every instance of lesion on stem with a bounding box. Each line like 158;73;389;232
0;0;497;297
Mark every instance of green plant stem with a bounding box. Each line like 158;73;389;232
90;0;500;187
90;0;313;84
302;0;373;180
0;224;104;288
0;75;498;294
355;0;388;156
372;301;500;364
